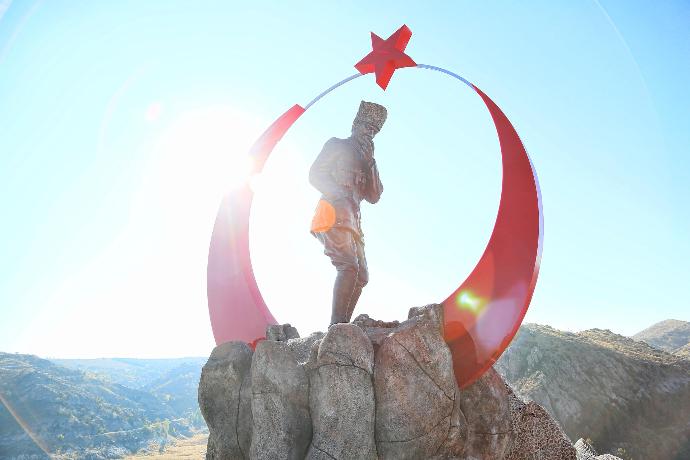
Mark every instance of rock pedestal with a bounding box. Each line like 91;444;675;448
306;323;376;459
198;341;253;459
199;307;579;459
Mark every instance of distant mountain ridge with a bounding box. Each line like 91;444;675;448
52;357;207;389
0;353;206;459
496;323;690;460
633;319;690;356
3;318;689;459
675;343;690;359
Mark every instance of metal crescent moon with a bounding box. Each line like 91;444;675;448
207;65;543;387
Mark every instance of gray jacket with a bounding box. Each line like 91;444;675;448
309;137;383;236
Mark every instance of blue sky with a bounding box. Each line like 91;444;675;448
0;1;688;358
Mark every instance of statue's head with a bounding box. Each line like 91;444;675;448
352;101;387;140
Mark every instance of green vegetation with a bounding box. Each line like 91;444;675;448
0;353;208;459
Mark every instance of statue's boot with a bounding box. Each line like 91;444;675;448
330;269;357;326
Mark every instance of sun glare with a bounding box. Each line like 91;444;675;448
152;106;258;200
19;106;264;358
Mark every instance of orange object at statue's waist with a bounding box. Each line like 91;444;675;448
310;199;337;233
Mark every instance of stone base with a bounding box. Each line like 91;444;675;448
198;305;583;459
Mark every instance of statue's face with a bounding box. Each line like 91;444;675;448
352;122;377;141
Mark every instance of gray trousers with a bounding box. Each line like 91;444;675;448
313;227;368;324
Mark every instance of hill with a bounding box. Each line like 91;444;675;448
0;353;204;459
675;343;690;359
143;362;204;415
496;324;690;460
632;319;690;355
52;357;207;389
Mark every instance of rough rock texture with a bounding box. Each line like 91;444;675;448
496;324;690;460
250;333;323;460
198;342;254;459
505;388;579;460
266;324;300;342
456;368;511;458
306;323;376;459
574;438;622;460
360;306;459;458
199;306;579;459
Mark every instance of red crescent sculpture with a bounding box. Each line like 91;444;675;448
206;105;305;349
207;66;542;387
441;84;543;388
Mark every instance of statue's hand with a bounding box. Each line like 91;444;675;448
360;137;374;164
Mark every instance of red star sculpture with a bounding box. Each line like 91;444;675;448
354;24;417;90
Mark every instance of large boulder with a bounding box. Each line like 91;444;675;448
456;367;512;459
198;341;253;459
357;305;464;458
249;332;323;460
306;323;377;459
199;305;581;459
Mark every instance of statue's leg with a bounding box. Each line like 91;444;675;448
346;237;368;321
332;267;357;325
317;228;359;326
346;286;362;323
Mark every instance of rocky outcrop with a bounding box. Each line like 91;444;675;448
198;342;253;459
496;324;690;460
306;323;376;459
358;307;460;458
574;438;622;460
249;332;322;460
199;306;581;459
506;391;580;460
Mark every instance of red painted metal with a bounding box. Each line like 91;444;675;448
354;24;417;90
442;85;542;388
206;104;305;347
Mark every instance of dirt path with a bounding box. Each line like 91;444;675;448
123;434;208;459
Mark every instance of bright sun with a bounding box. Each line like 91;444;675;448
152;106;258;204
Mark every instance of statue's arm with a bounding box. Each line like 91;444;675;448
309;139;346;201
363;159;383;204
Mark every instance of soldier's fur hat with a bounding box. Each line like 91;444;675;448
353;101;387;133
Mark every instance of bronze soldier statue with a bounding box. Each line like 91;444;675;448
309;101;387;326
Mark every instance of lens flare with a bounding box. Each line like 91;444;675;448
0;391;52;457
456;290;485;315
